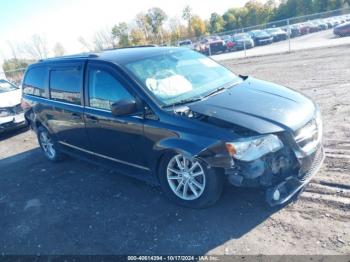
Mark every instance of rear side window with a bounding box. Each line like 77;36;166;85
23;67;47;97
88;68;133;110
50;67;82;105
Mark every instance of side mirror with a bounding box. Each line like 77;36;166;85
111;99;138;116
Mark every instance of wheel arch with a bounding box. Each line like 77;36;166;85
152;137;233;184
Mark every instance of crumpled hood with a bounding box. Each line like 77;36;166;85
0;89;22;108
189;77;315;134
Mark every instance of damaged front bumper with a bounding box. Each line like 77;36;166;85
225;145;325;207
0;113;27;133
266;146;325;206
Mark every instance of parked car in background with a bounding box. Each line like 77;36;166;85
200;36;226;55
248;30;273;45
231;33;254;50
221;35;235;51
312;20;328;30
265;27;288;42
22;47;324;208
299;22;319;35
334;21;350;37
0;79;27;133
281;24;301;38
324;18;335;28
177;39;194;49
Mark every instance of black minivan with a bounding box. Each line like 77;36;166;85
22;47;324;208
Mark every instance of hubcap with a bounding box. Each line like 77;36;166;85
40;131;56;159
166;154;206;201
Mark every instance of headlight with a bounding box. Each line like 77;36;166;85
0;108;12;118
225;134;283;162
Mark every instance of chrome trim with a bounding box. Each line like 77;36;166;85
25;95;143;119
59;141;150;171
85;106;111;113
24;94;83;108
85;106;143;119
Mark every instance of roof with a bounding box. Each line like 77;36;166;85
37;46;183;66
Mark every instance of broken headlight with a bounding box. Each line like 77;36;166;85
225;134;283;162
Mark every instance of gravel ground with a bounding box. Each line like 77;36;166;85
0;45;349;255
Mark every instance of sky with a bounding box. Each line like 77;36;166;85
0;0;253;64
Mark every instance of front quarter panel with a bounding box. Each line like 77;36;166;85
142;111;236;177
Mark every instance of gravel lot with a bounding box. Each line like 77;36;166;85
0;45;350;255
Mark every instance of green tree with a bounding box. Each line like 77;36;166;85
112;22;130;47
146;7;167;42
223;9;237;31
129;28;147;45
135;12;152;40
209;12;224;33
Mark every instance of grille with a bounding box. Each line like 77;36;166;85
298;146;324;182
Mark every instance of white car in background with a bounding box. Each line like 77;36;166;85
0;79;27;133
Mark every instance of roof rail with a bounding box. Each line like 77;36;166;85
38;53;99;62
103;45;158;51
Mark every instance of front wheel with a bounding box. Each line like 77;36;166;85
159;153;224;208
37;126;63;162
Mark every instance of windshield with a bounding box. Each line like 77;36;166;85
125;49;241;107
0;80;18;93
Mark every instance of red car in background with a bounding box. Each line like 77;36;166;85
299;22;319;35
199;36;226;55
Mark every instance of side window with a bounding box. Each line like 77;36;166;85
88;68;133;110
50;67;81;105
23;67;47;97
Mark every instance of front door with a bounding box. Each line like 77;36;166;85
84;62;149;175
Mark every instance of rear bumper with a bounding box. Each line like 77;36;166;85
266;146;325;206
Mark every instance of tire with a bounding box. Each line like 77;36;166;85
37;126;64;162
158;152;224;208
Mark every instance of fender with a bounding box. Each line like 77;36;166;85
153;137;234;170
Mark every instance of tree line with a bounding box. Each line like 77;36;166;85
2;0;350;75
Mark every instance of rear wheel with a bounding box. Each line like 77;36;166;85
37;126;63;162
159;152;224;208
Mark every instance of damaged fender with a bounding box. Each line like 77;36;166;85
154;137;234;169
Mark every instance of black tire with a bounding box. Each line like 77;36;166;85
158;152;224;208
37;126;64;162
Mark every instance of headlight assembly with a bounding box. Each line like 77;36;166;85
225;134;283;162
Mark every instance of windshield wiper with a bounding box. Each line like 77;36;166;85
203;80;240;98
163;97;203;108
203;86;226;98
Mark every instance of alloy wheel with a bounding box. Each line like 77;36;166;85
39;131;56;159
166;154;206;201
